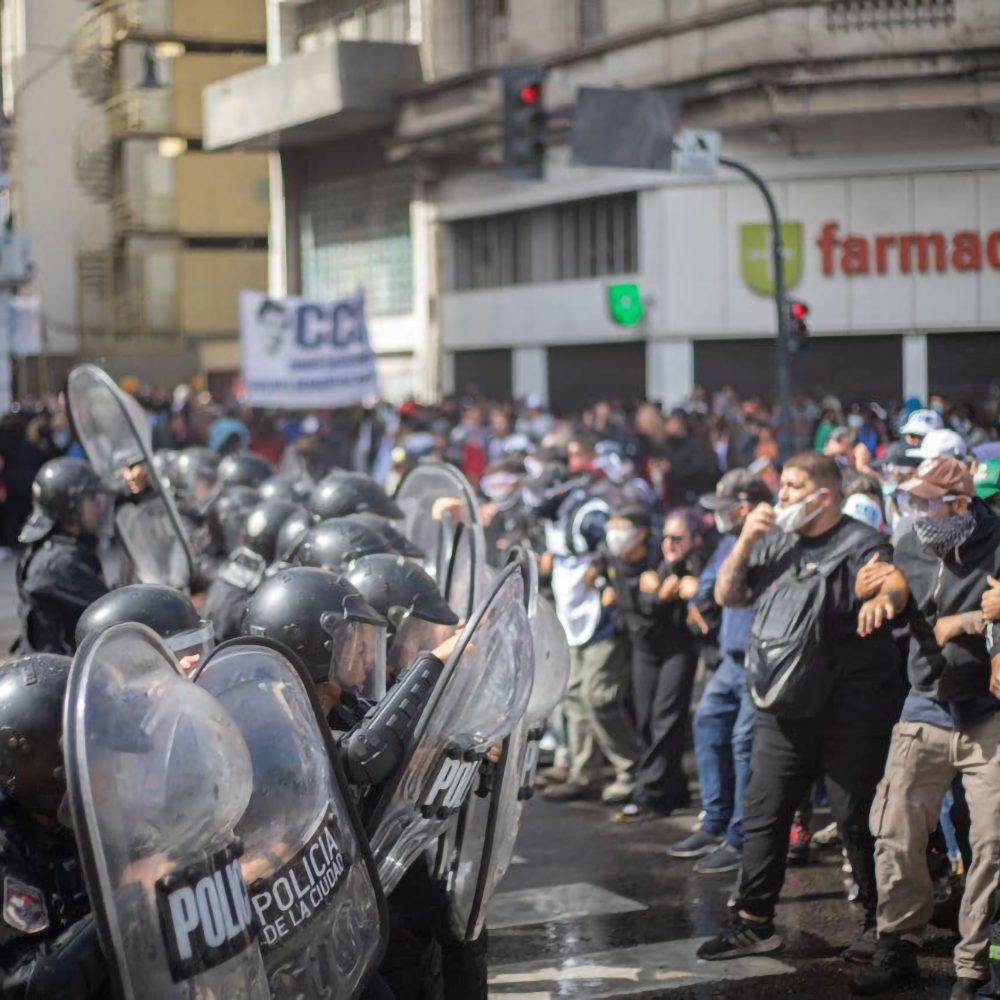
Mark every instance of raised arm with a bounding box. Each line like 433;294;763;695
714;503;774;608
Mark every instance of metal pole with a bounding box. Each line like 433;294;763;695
718;156;793;459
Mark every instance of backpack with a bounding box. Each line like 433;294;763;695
746;538;858;718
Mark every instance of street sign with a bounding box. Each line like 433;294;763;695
607;283;644;326
571;88;680;171
675;129;722;177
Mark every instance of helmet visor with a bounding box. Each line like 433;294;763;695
387;611;458;678
162;620;216;675
325;617;387;701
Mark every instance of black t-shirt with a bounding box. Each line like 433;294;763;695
747;515;897;679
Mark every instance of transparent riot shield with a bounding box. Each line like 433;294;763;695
193;638;388;1000
394;463;488;618
67;364;195;589
364;563;534;897
64;623;269;1000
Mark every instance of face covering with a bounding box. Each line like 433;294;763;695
913;511;975;558
713;508;736;535
773;491;823;534
606;527;642;558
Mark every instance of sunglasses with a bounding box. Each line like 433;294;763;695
662;533;687;544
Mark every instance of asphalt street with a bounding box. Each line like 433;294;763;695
0;561;962;999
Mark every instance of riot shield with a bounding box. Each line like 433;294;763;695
440;548;571;941
364;562;534;897
394;463;488;619
67;364;195;589
64;623;269;1000
193;638;388;1000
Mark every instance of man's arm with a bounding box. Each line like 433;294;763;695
990;649;1000;702
714;503;773;608
857;567;910;637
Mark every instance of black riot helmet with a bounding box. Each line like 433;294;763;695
0;655;72;816
75;585;215;667
244;567;387;698
217;450;275;490
344;512;425;559
207;484;260;554
152;449;182;489
296;518;389;573
274;507;312;565
173;446;220;506
308;472;404;522
344;553;459;675
259;474;311;505
240;499;305;564
20;457;108;543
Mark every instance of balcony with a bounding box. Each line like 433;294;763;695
203;39;424;150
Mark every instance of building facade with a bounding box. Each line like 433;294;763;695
208;0;1000;408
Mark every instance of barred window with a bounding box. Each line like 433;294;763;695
826;0;955;31
299;163;413;316
451;192;637;291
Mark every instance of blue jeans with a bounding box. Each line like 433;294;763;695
693;653;755;848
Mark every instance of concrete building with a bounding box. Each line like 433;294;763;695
207;0;1000;409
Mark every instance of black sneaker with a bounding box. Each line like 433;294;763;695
668;828;723;859
841;923;878;965
697;917;782;961
950;978;990;1000
850;935;919;995
694;842;742;875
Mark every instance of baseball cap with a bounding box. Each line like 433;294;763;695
900;408;944;438
898;457;974;500
908;428;967;461
610;503;652;529
843;493;886;533
699;469;772;511
974;458;1000;500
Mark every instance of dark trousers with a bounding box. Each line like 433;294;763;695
631;641;698;809
736;669;901;921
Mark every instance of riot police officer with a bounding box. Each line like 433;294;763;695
0;654;108;999
296;518;389;573
344;512;425;559
171;446;221;590
309;472;404;522
216;451;275;491
16;459;109;655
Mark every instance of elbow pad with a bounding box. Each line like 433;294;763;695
342;653;443;786
4;913;107;1000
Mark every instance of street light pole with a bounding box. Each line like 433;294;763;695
718;156;793;458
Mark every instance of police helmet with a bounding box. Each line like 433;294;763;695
343;512;425;559
343;553;458;627
20;458;107;543
274;507;313;565
217;451;275;490
308;472;403;522
296;518;389;572
240;499;305;564
207;484;261;554
259;474;311;505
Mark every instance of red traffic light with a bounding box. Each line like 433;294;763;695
519;82;542;106
790;301;809;320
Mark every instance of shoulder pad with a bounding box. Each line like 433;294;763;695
3;876;49;934
218;547;267;592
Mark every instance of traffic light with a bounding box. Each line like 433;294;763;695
787;299;809;354
501;66;546;180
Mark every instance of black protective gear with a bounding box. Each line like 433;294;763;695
297;518;389;572
344;512;425;559
239;499;304;563
16;535;108;655
201;574;255;644
74;584;206;653
340;652;442;786
345;554;459;627
274;507;312;565
216;450;275;490
309;472;404;522
0;656;71;817
151;449;182;490
205;484;259;555
172;447;219;506
258;474;311;505
18;460;106;545
243;567;384;683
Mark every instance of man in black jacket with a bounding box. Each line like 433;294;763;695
851;456;1000;1000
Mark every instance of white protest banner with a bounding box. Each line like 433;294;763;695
239;289;378;408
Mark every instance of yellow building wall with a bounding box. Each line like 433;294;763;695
170;0;267;44
174;151;269;236
172;52;264;137
179;248;267;336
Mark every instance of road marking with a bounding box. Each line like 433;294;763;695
487;882;647;930
488;939;795;998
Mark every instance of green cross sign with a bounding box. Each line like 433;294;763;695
607;283;644;326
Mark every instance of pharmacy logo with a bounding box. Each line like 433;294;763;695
739;222;804;296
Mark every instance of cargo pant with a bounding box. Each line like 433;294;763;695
565;635;637;788
871;713;1000;980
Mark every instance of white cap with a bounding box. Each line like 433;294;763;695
909;427;967;461
900;408;943;438
843;493;886;533
300;415;321;435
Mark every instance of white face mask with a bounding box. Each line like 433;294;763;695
773;491;823;534
606;527;642;558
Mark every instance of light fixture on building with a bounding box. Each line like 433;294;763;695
154;41;186;59
158;136;188;158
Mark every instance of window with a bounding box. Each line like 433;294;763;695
450;192;637;291
826;0;955;31
299;162;413;316
470;0;506;68
297;0;421;51
579;0;605;43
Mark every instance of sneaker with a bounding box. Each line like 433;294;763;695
849;934;919;995
814;820;842;846
841;923;878;965
534;765;569;788
697;916;782;961
787;812;812;867
694;842;742;875
950;978;990;1000
543;781;598;802
601;780;634;805
668;828;723;859
614;802;670;823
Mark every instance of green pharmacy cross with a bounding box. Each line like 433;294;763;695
607;283;644;326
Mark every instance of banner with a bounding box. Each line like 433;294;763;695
239;290;378;408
